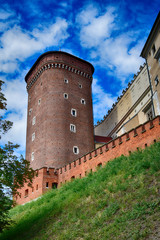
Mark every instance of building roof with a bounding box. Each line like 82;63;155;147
94;135;112;143
141;11;160;58
25;51;94;82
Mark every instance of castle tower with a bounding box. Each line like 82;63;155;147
25;51;94;170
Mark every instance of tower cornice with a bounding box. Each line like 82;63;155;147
26;60;93;91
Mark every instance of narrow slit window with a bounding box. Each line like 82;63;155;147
29;108;32;116
31;152;34;161
32;132;35;141
70;124;76;133
38;98;41;105
32;116;36;125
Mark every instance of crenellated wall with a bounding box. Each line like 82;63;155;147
15;167;58;205
15;116;160;205
58;116;160;184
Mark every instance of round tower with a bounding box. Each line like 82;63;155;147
25;51;94;170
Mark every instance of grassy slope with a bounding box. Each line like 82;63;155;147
0;143;160;240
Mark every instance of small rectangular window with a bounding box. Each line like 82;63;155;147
64;93;68;99
32;116;36;125
31;152;34;161
71;108;77;117
79;83;82;88
46;182;49;188
70;124;76;133
32;132;35;141
81;99;86;104
38;98;41;105
36;184;38;190
73;146;79;154
64;79;68;83
29;108;32;116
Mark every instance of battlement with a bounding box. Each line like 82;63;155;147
15;116;160;205
58;115;160;184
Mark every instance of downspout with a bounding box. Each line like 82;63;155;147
145;58;155;117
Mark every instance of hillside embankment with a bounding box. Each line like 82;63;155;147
0;142;160;240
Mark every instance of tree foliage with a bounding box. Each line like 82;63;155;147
0;80;34;232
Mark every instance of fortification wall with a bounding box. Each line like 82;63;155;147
15;167;58;205
58;116;160;184
15;116;160;205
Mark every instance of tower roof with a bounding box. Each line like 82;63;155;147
25;51;94;82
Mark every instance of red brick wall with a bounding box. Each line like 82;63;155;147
16;116;160;205
15;167;58;205
58;116;160;184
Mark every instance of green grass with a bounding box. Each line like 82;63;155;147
0;142;160;240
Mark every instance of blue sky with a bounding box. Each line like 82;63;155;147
0;0;159;154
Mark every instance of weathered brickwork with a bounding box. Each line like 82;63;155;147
16;116;160;205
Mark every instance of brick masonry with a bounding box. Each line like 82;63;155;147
15;116;160;205
25;51;95;170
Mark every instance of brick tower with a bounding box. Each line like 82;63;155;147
25;51;94;170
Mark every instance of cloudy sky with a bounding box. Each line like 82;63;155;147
0;0;159;155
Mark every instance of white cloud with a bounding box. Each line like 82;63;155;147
0;18;69;73
92;78;117;123
0;8;15;20
76;6;115;47
76;5;145;83
96;34;144;82
76;5;98;25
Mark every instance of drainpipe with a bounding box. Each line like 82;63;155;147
145;58;155;117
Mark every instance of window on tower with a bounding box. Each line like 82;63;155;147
32;132;35;141
38;98;41;105
71;108;77;117
81;99;86;104
64;79;68;84
79;83;82;88
31;152;34;161
64;93;68;99
32;116;36;125
29;108;32;116
70;124;76;133
73;146;79;154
